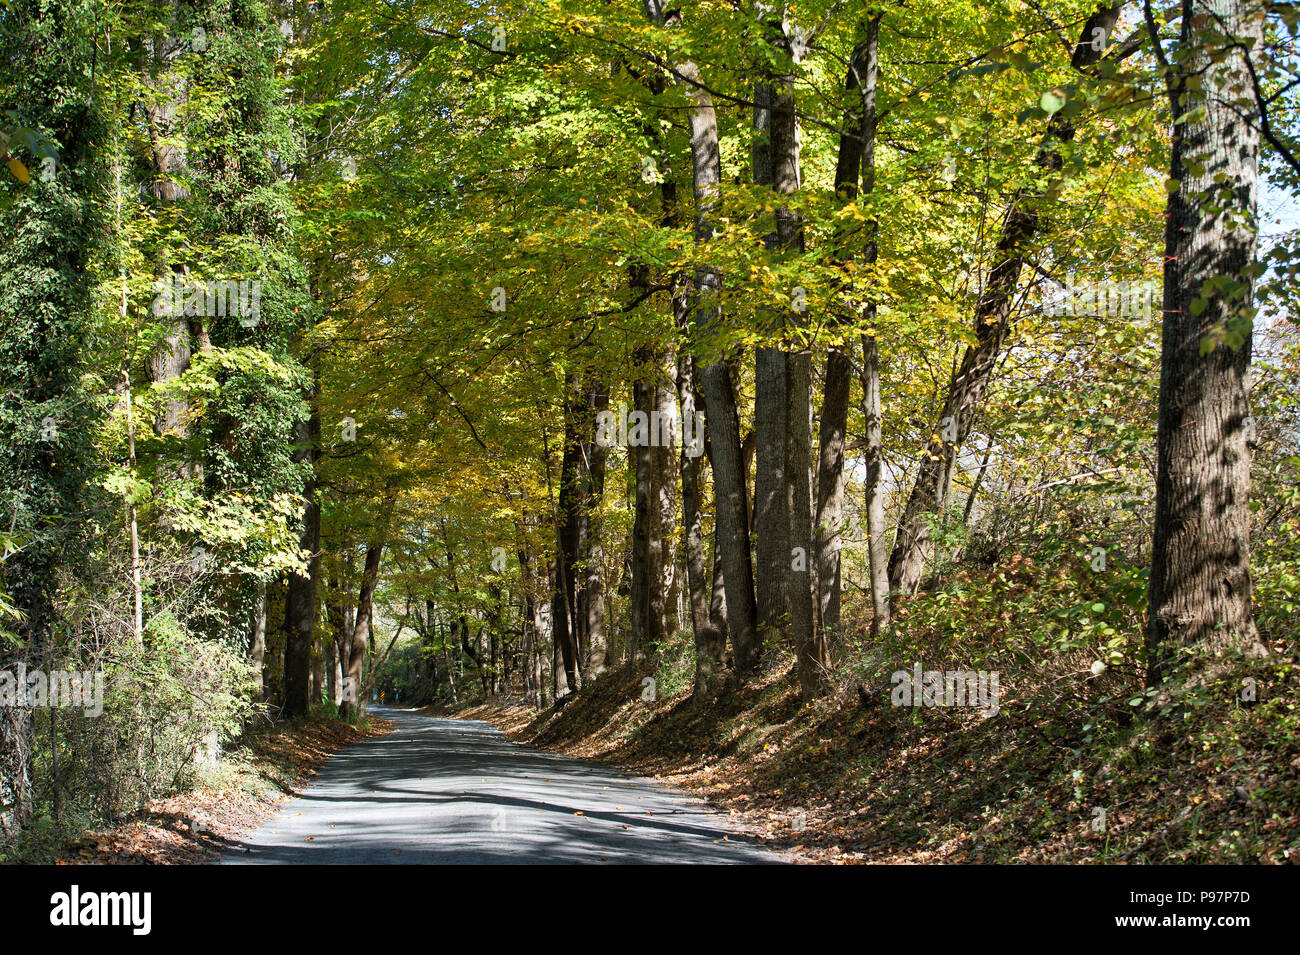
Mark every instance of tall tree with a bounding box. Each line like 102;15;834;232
342;540;383;720
1145;0;1269;679
283;401;321;716
752;70;791;653
819;21;882;640
651;0;761;676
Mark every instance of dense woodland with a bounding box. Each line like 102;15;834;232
1;0;1298;860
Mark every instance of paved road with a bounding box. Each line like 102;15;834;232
221;707;782;864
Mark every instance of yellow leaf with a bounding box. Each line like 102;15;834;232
8;157;29;183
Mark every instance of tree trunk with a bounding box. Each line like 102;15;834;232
642;0;760;676
752;69;790;651
328;629;341;705
754;344;789;644
818;25;880;642
1146;0;1267;681
861;334;892;635
331;577;354;708
342;543;382;720
248;579;267;701
552;388;583;694
769;32;824;696
630;345;677;661
581;379;610;675
282;403;320;717
678;336;726;691
680;57;761;676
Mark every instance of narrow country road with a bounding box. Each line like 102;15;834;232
221;707;783;864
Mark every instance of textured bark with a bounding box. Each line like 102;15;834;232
329;629;341;705
788;347;823;694
630;348;677;660
679;55;760;676
341;542;382;720
677;340;726;689
861;334;892;635
770;33;825;696
709;524;729;647
487;582;504;694
282;403;320;717
328;576;354;708
248;579;267;701
741;429;757;530
517;543;543;705
698;358;758;674
703;413;731;656
753;346;789;643
752;71;790;650
581;380;610;675
1146;0;1268;681
816;348;851;636
553;379;583;693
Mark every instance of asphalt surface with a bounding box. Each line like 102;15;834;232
220;706;782;865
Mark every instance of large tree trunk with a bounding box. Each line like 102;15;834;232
552;385;583;694
327;576;354;707
886;6;1124;597
341;543;382;720
861;334;892;635
816;348;851;638
698;357;758;675
684;66;761;677
248;579;267;701
1146;0;1268;681
769;30;825;697
328;627;341;705
630;345;677;661
517;545;543;706
677;340;726;690
753;344;789;644
645;0;759;677
282;403;320;717
581;379;610;675
752;73;791;651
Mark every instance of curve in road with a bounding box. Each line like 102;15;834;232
221;706;783;865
